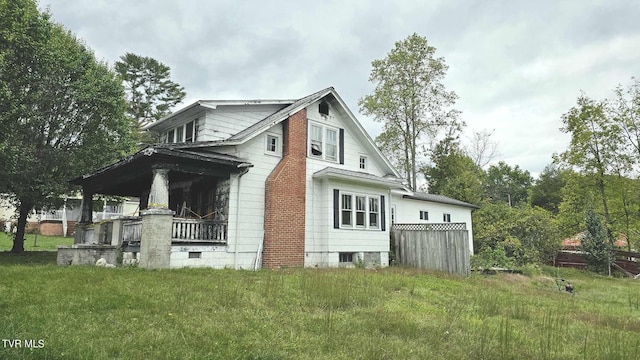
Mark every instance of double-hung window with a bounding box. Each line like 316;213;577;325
309;122;339;162
339;192;382;230
369;197;379;228
355;196;366;227
341;194;352;226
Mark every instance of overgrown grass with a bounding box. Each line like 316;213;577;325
1;262;639;359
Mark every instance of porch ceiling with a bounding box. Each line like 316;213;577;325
69;146;252;196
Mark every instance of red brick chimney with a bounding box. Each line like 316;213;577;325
262;109;307;268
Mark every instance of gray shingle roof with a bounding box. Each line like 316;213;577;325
228;87;334;142
402;192;480;209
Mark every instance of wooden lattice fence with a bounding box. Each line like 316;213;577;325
391;223;471;276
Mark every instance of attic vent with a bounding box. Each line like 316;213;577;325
319;101;329;116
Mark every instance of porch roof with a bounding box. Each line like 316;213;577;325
312;167;404;188
70;145;252;196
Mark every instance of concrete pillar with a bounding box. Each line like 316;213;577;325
138;208;173;269
148;167;170;209
74;189;94;245
139;167;173;269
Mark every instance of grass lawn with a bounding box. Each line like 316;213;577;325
1;257;640;359
0;231;73;251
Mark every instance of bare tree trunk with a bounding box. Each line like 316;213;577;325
11;201;32;253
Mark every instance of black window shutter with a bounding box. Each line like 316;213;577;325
381;195;386;231
339;128;345;165
333;189;340;229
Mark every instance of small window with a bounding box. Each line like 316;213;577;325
185;121;194;142
167;129;175;143
443;213;451;223
359;156;367;170
339;252;353;263
188;252;202;259
420;211;429;220
341;194;352;226
319;101;329;116
266;135;278;153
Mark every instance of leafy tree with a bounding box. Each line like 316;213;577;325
559;94;622;229
485;161;533;206
422;138;485;205
581;209;613;275
114;52;186;129
611;78;640;163
359;33;462;190
529;163;566;214
473;202;560;266
0;0;138;252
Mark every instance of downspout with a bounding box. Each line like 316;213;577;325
234;164;251;269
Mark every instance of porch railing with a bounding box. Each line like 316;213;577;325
122;219;142;244
172;218;227;244
120;217;227;245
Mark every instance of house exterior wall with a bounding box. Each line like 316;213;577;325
390;195;475;254
303;100;393;268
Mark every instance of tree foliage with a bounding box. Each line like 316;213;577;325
485;161;533;206
422;138;485;205
359;33;462;190
114;52;186;128
0;0;138;252
529;163;566;214
581;209;613;274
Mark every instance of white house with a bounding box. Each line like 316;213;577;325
69;87;477;269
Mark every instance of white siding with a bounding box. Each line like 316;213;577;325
224;123;284;266
200;104;285;141
303;100;396;267
391;195;475;254
304;178;390;267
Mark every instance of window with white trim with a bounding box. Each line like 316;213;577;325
309;122;339;162
164;120;198;144
340;192;381;229
265;134;280;154
369;197;379;228
420;210;429;220
443;213;451;222
359;156;367;170
341;194;352;227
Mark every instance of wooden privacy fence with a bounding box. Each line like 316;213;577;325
391;223;470;276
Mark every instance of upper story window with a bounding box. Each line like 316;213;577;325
309;122;338;162
420;210;429;220
359;156;367;170
443;213;451;223
265;134;280;154
319;101;329;116
164;120;198;144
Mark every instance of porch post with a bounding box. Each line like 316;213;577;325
74;188;95;245
139;167;173;269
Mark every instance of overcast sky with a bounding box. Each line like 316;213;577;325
39;0;640;177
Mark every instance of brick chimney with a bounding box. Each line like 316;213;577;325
262;109;307;268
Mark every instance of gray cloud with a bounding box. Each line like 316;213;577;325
39;0;640;177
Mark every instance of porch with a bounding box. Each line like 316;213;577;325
67;145;252;269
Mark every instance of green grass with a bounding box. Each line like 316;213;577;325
1;260;640;359
0;231;73;251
